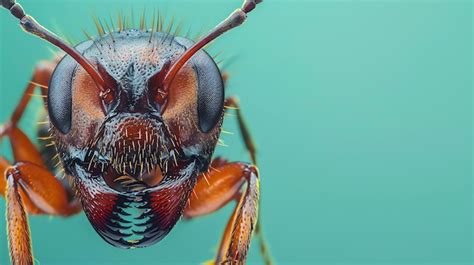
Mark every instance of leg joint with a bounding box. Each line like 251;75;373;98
242;163;259;182
5;166;19;181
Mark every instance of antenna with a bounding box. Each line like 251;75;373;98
160;0;262;111
1;0;106;90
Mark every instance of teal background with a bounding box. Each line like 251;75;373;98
0;0;472;264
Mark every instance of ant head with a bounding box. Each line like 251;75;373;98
50;30;225;177
1;0;261;248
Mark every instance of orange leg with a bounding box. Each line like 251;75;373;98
5;162;81;265
185;160;260;264
1;59;81;265
6;169;32;265
224;97;274;265
0;58;59;193
0;59;58;140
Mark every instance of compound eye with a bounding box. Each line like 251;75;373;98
175;37;225;133
194;52;225;133
48;40;93;134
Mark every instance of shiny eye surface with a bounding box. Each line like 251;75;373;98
48;40;93;134
175;37;225;133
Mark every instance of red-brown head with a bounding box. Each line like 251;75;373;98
49;31;224;247
1;0;261;248
51;31;224;175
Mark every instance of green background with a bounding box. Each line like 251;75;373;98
0;0;472;264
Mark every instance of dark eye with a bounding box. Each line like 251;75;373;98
175;37;224;133
48;40;93;134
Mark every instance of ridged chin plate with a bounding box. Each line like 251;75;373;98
74;160;198;248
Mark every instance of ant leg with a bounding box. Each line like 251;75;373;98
5;161;82;265
0;128;81;265
224;97;274;265
0;59;58;140
0;58;80;264
224;97;257;164
184;159;259;264
0;126;81;214
5;166;32;265
0;157;8;195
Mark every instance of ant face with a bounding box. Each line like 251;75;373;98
51;30;224;179
49;31;224;247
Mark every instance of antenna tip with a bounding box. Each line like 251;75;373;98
10;3;25;19
1;0;25;20
1;0;15;9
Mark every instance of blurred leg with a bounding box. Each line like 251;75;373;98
185;160;259;264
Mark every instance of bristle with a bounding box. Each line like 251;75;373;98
192;189;198;199
130;7;135;29
202;172;210;186
83;29;93;40
51;153;60;162
30;81;48;89
125;11;131;29
64;33;77;46
58;169;66;178
109;15;116;32
165;16;174;34
51;22;74;45
152;8;157;31
149;9;156;43
117;10;124;32
158;10;163;32
217;139;228;147
140;8;146;31
209;165;222;173
174;20;183;36
221;129;234;135
104;20;115;43
193;26;205;41
93;15;105;37
215;58;225;65
123;13;127;30
224;105;239;110
184;26;192;39
212;50;224;60
84;9;209;46
54;159;62;169
28;93;47;99
45;141;56;147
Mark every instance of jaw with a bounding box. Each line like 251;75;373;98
104;166;164;192
56;112;215;248
83;112;181;192
73;158;199;248
69;113;201;248
97;156;165;193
